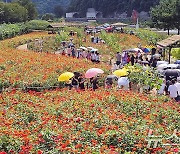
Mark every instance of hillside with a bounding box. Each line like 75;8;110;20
67;0;160;17
31;0;70;14
3;0;159;16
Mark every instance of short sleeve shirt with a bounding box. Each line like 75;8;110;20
168;85;178;98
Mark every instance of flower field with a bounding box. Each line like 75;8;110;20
0;32;110;90
0;32;179;153
0;89;179;153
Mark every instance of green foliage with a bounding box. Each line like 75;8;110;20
32;0;70;15
0;23;28;40
150;0;180;34
100;30;121;54
125;64;163;91
0;2;28;23
16;0;37;20
125;28;167;45
0;135;22;153
171;48;180;60
55;31;69;43
25;20;49;30
41;13;55;21
0;20;49;40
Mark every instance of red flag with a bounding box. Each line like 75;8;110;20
132;10;138;23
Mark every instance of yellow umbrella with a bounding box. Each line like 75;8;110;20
145;45;156;48
58;72;74;82
113;69;128;77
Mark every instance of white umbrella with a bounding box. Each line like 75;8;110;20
157;61;168;66
166;64;179;69
87;47;94;50
126;48;143;53
157;63;168;70
80;46;87;50
91;48;98;52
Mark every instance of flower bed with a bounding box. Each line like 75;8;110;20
0;32;110;91
0;89;179;153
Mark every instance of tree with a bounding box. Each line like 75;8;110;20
150;0;178;35
41;13;54;21
54;5;64;18
15;0;37;20
174;0;180;34
0;2;27;23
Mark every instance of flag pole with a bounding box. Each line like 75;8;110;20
136;17;139;29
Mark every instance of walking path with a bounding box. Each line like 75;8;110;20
16;44;28;50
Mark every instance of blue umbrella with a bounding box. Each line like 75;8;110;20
174;60;180;64
143;48;150;53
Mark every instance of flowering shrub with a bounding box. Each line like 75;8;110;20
125;64;163;92
0;89;179;153
0;31;179;153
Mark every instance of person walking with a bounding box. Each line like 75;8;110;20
95;52;100;63
78;74;85;90
71;47;76;58
91;77;99;91
91;51;96;62
116;52;121;67
175;78;180;102
168;79;178;100
130;54;135;65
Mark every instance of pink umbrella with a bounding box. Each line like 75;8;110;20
85;68;104;78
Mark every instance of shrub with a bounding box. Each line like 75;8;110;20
171;48;180;60
25;20;49;31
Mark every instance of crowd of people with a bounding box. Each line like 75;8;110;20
58;30;180;102
61;46;100;63
65;71;180;102
113;49;161;70
65;73;99;91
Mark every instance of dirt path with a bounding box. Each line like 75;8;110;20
16;44;28;50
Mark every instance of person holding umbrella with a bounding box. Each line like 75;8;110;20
78;74;85;90
91;77;99;91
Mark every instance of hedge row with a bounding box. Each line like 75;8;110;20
0;20;49;40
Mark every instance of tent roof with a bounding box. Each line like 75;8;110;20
157;35;180;47
47;23;63;28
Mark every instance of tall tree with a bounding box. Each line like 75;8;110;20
151;0;176;35
15;0;37;20
174;0;180;34
0;2;27;23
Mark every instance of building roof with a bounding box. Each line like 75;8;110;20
87;8;96;12
47;23;64;28
157;35;180;47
